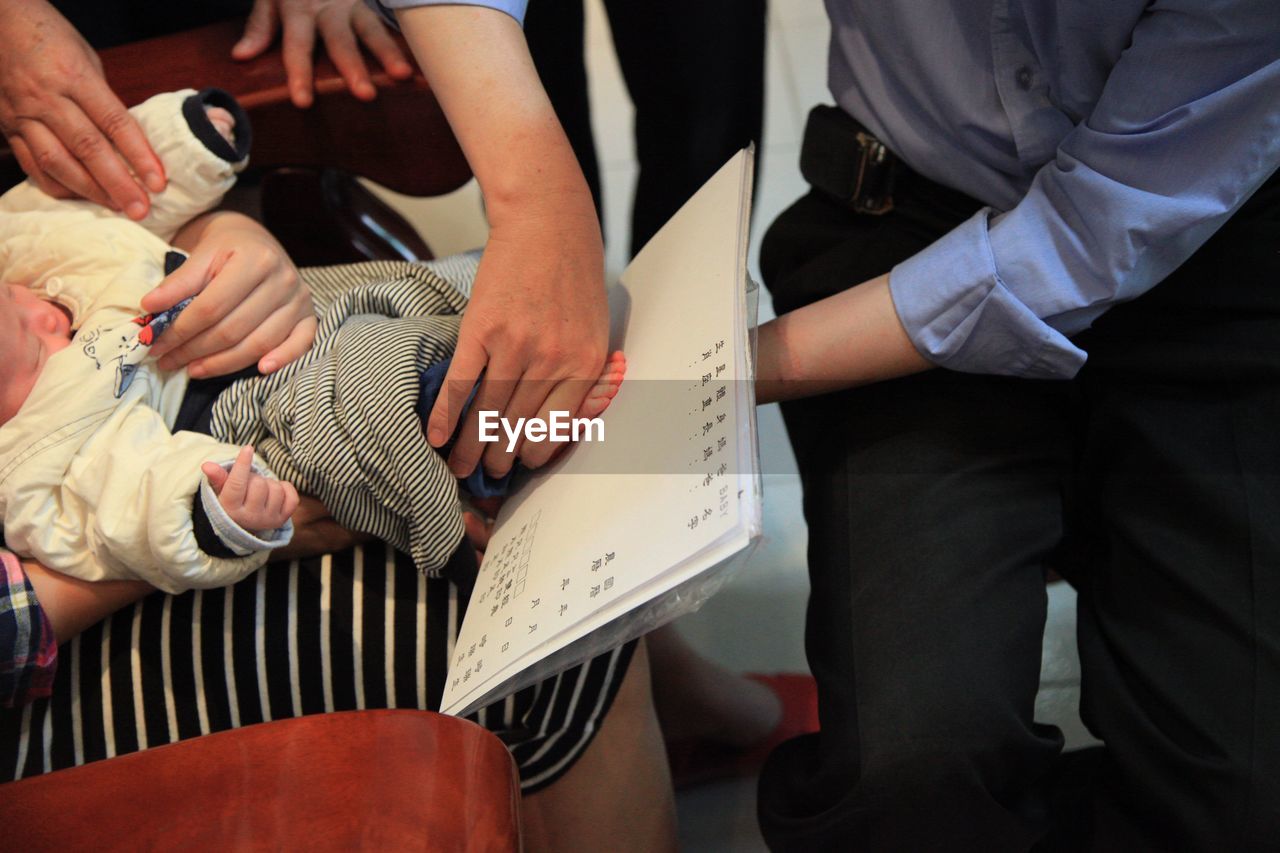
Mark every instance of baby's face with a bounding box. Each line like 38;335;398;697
0;285;74;425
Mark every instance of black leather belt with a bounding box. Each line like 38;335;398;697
799;104;899;215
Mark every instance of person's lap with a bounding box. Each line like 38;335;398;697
757;172;1280;849
0;540;635;795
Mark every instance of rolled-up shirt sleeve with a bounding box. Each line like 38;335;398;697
890;0;1280;379
368;0;527;27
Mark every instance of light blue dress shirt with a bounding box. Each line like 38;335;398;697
829;0;1280;378
372;0;526;27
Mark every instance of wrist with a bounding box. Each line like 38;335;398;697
479;137;597;229
170;210;252;247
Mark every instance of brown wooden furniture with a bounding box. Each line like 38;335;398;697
0;19;474;264
0;710;521;851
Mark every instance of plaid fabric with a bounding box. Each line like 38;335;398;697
0;550;56;707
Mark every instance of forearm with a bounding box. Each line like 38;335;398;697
394;5;597;227
23;560;152;644
756;273;932;405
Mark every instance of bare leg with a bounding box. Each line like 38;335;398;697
521;640;677;853
647;623;780;746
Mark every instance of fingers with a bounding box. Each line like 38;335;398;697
39;90;153;217
220;446;256;506
140;246;215;320
212;446;298;533
258;314;318;374
427;333;488;447
232;0;280;59
317;6;376;101
6;135;74;199
78;83;165;193
280;481;301;520
258;477;294;524
447;353;520;478
201;461;230;491
234;0;412;108
351;3;414;80
177;298;307;378
476;374;553;477
147;244;310;375
280;4;319;108
463;510;492;554
14;120;114;208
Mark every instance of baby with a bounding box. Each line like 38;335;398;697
0;89;623;594
0;102;297;557
0;89;298;590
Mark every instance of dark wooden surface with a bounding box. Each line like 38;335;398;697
0;709;521;851
0;20;472;198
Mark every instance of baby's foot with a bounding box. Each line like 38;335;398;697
577;351;626;419
205;106;236;146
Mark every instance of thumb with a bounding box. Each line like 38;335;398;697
141;248;210;314
140;250;213;356
233;0;279;59
202;461;229;492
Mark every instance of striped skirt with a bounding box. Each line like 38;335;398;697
0;541;633;793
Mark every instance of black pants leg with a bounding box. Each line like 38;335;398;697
523;1;603;222
524;0;766;257
602;0;765;256
756;170;1280;850
757;185;1069;851
1070;179;1280;850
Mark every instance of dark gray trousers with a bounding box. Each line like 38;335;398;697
756;167;1280;851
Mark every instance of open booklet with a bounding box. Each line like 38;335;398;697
441;149;763;717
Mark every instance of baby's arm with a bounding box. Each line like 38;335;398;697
129;88;251;242
2;407;292;593
203;446;300;539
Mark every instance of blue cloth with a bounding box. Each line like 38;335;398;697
826;0;1280;379
417;359;514;499
370;0;526;27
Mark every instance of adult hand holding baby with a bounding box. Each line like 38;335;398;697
146;212;318;377
0;0;164;219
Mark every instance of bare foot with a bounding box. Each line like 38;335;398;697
577;351;626;419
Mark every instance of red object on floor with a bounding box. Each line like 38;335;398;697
666;672;820;790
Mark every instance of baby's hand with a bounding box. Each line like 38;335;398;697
205;106;236;146
203;446;299;533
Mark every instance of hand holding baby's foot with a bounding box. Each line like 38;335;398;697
533;352;626;469
204;445;299;533
577;351;626;419
205;106;236;146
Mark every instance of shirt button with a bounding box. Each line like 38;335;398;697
1016;66;1033;90
46;277;62;295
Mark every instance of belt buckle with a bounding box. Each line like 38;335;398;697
852;131;895;215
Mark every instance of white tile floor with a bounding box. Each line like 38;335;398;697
371;3;1095;848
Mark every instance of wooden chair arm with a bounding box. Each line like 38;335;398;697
0;709;521;851
0;20;472;198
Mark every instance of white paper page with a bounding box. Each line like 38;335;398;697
441;151;759;716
